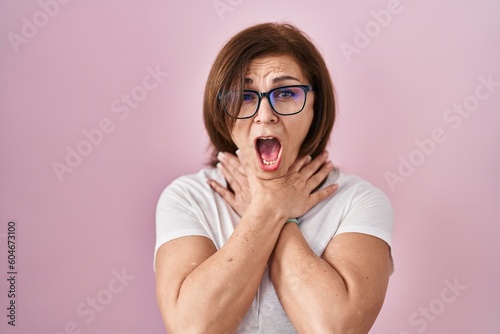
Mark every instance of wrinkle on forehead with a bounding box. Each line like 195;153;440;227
244;55;305;86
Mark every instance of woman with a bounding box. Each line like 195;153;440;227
155;22;393;334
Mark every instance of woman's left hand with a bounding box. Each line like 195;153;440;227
207;151;252;217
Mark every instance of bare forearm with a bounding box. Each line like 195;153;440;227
269;225;381;334
173;204;287;333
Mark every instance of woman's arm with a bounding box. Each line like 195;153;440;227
156;153;336;334
155;201;286;334
268;226;392;334
212;151;392;333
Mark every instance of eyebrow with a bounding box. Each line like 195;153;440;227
244;75;302;85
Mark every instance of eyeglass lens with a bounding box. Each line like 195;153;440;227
224;86;308;119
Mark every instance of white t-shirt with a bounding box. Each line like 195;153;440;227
155;167;393;333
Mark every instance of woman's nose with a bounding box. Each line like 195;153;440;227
254;97;278;124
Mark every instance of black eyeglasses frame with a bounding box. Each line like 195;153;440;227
219;84;314;119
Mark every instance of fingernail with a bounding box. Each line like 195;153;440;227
307;155;312;162
217;151;224;160
235;149;240;156
216;162;222;169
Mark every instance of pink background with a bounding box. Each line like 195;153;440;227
1;0;499;333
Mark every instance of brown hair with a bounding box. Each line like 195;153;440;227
203;22;336;166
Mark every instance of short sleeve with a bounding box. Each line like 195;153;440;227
335;186;394;248
154;180;212;270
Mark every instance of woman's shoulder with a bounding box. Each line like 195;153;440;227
170;167;221;187
327;168;391;202
156;167;221;202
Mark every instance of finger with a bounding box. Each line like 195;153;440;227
300;151;330;177
307;183;339;208
307;160;335;193
217;162;244;194
287;154;312;175
207;179;237;206
218;153;249;190
226;151;248;176
218;151;241;170
235;147;257;177
235;149;252;176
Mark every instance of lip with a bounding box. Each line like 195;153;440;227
254;135;283;172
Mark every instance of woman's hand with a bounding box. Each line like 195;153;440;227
208;150;338;219
247;151;338;219
207;151;251;217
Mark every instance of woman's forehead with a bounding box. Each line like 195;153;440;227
244;55;306;83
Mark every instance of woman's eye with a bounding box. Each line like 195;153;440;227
242;93;255;102
276;89;295;99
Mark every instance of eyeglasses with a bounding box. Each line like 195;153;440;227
219;84;314;119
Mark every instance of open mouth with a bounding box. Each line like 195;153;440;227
255;136;282;171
